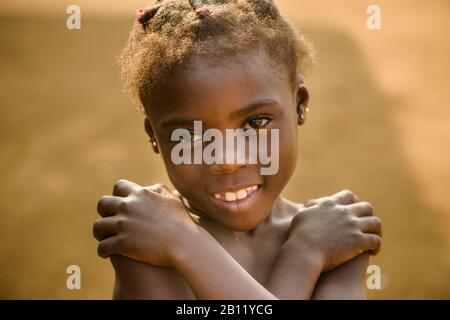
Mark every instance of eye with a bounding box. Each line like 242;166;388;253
180;131;202;144
243;114;273;130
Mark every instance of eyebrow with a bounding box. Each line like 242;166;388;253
160;98;279;128
161;118;197;128
230;98;280;120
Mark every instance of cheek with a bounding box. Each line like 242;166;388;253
274;125;298;184
163;161;206;200
165;163;198;189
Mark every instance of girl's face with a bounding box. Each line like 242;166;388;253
145;51;308;231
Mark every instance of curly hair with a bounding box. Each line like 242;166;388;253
118;0;314;114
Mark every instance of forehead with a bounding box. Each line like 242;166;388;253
149;50;292;125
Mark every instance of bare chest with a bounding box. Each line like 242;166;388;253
159;219;291;299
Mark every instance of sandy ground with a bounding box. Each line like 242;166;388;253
0;0;449;299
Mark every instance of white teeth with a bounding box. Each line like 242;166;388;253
214;185;259;202
225;192;237;201
236;189;247;200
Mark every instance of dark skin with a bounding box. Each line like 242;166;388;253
94;49;382;299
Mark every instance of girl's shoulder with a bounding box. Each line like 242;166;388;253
277;196;305;218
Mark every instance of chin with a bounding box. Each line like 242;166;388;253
219;212;270;232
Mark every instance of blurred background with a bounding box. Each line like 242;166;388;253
0;0;449;299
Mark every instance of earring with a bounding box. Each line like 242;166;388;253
149;139;159;153
298;106;307;124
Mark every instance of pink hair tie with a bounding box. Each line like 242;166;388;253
135;3;162;25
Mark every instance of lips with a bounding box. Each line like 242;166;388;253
213;185;259;202
208;184;261;214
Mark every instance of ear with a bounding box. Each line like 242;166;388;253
144;117;159;153
295;80;310;126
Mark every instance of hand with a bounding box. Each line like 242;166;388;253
288;190;382;271
93;179;198;267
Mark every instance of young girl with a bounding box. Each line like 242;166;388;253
93;0;382;299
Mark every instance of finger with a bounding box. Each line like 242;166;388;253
147;183;174;196
304;190;359;208
303;199;318;208
93;217;119;241
97;236;123;259
154;184;172;195
145;183;180;201
303;196;329;208
113;179;142;197
362;233;382;255
371;241;382;256
145;183;169;195
357;216;382;236
330;189;359;205
347;201;374;217
97;195;122;217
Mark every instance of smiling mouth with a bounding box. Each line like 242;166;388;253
213;185;259;202
209;184;261;214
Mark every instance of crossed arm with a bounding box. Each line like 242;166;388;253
94;182;379;300
110;223;369;300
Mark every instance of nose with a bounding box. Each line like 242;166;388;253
209;139;250;175
209;162;249;175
